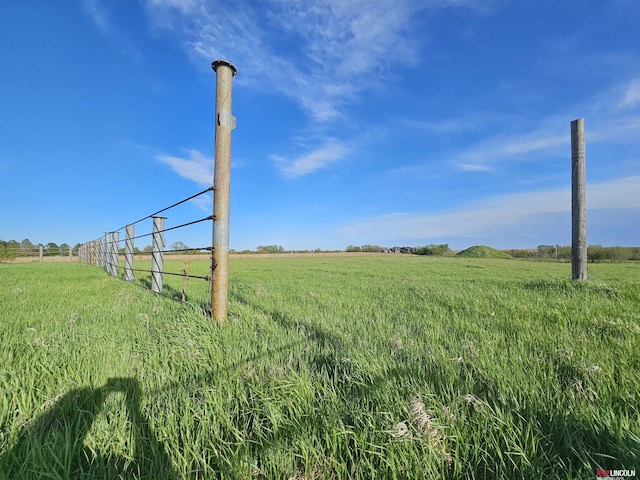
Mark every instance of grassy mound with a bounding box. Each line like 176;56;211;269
456;245;512;258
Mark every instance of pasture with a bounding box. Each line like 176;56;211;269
1;256;638;479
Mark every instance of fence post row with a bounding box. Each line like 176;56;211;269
211;59;237;322
124;224;134;282
77;61;236;312
151;216;166;294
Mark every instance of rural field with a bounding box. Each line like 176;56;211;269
0;256;638;479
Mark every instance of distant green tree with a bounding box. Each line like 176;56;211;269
346;245;362;252
587;245;606;263
415;244;450;256
170;241;189;252
257;245;284;253
361;244;385;253
46;242;60;256
0;240;18;261
536;245;554;258
20;238;36;255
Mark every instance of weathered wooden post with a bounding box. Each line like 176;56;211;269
124;224;134;281
39;245;43;262
151;216;166;294
211;59;237;321
571;118;588;281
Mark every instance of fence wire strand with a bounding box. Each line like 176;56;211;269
113;186;213;233
81;185;215;306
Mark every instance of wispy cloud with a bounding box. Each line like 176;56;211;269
270;139;349;177
449;130;567;172
619;79;640;109
80;0;142;58
189;192;212;213
81;0;110;33
143;0;481;122
449;112;640;172
157;149;212;186
341;175;640;242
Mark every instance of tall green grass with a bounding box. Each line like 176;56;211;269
1;257;638;479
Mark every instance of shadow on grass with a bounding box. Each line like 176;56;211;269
1;378;177;480
231;289;639;479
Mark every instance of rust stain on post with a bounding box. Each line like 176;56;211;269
571;118;588;281
211;59;237;321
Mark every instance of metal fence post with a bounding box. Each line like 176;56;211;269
211;59;237;321
106;233;112;275
151;216;166;294
124;224;134;281
571;118;588;281
111;231;119;278
100;233;109;272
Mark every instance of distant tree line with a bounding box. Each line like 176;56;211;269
414;244;451;256
233;245;343;254
4;237;638;262
346;244;386;253
0;238;82;260
506;244;640;262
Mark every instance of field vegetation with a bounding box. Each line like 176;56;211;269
1;256;638;479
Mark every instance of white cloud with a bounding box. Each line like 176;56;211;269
270;140;348;177
143;0;481;121
81;0;142;58
458;163;492;172
157;149;212;186
81;0;110;33
189;192;212;213
341;176;640;242
619;79;640;109
451;130;567;170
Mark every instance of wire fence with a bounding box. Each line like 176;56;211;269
78;186;215;307
1;245;75;262
4;59;237;319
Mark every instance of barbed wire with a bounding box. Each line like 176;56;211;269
80;185;216;306
102;257;212;282
112;186;213;234
132;246;213;255
87;187;214;244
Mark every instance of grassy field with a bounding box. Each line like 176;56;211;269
0;256;638;479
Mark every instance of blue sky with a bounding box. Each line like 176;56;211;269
1;0;639;251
